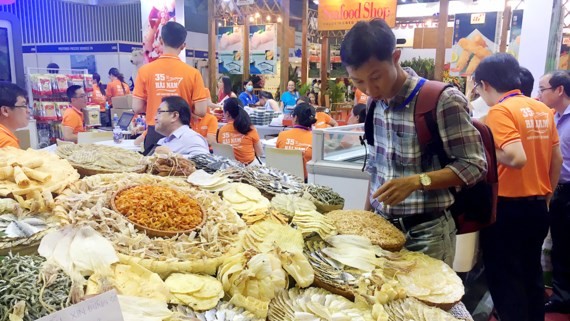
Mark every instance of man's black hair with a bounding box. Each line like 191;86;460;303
547;70;570;97
161;96;191;125
0;82;27;108
67;85;82;101
161;21;187;48
340;19;396;69
473;53;521;93
519;67;534;97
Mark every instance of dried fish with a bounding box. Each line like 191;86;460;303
0;254;71;321
175;301;264;321
190;154;244;174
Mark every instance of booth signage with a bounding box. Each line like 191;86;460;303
236;0;254;5
318;0;397;31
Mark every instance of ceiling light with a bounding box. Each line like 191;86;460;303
266;15;271;22
249;16;254;22
277;16;282;23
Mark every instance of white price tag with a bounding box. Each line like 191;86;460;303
36;291;124;321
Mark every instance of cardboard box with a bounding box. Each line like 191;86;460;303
111;94;133;110
84;105;101;127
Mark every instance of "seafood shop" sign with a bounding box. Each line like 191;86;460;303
318;0;397;31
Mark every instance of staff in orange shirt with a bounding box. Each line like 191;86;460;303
217;98;263;164
62;85;87;143
276;103;317;179
474;53;563;321
106;68;130;106
354;88;368;106
191;111;218;145
297;96;337;129
0;82;29;149
133;21;209;152
91;73;108;126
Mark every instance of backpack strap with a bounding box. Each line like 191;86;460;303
364;97;377;146
414;81;452;169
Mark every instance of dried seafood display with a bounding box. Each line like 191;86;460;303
218;249;288;318
0;255;72;321
242;221;314;288
56;144;146;175
304;235;464;309
147;154;196;177
87;261;170;303
175;301;264;321
240;208;289;226
292;210;337;239
190;154;244;174
0;147;79;210
188;170;231;192
382;298;463;321
54;173;246;276
325;210;406;251
165;273;225;311
270;194;316;217
221;166;304;196
268;287;374;321
222;183;270;214
0;198;62;253
114;185;204;233
303;184;345;212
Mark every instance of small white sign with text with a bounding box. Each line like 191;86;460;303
36;290;124;321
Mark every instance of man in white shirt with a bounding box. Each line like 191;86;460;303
154;96;209;157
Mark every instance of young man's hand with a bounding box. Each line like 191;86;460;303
373;175;421;206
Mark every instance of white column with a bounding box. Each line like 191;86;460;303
517;0;554;96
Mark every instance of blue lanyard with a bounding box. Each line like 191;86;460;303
394;78;426;109
498;92;522;103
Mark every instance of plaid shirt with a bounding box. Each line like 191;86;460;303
366;75;487;217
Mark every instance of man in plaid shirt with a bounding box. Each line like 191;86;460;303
340;19;487;265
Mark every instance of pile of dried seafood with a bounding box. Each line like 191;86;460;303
221;166;304;196
190;154;244;174
0;255;71;321
53;173;246;276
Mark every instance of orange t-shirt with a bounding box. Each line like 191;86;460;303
91;84;107;112
191;113;218;139
314;112;333;129
106;79;130;105
62;106;86;135
217;123;260;164
485;90;560;197
355;89;368;105
276;127;313;178
0;124;19;148
133;54;209;126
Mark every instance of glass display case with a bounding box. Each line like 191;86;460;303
308;124;370;210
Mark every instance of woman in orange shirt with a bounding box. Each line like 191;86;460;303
297;96;337;129
217;98;263;164
91;73;109;126
191;112;219;145
276;103;317;179
106;68;130;107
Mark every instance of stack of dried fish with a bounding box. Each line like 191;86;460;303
0;255;71;321
268;287;374;321
147;154;196;177
174;301;264;321
0;198;59;253
190;154;244;174
56;144;146;176
221;166;304;196
303;184;345;212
